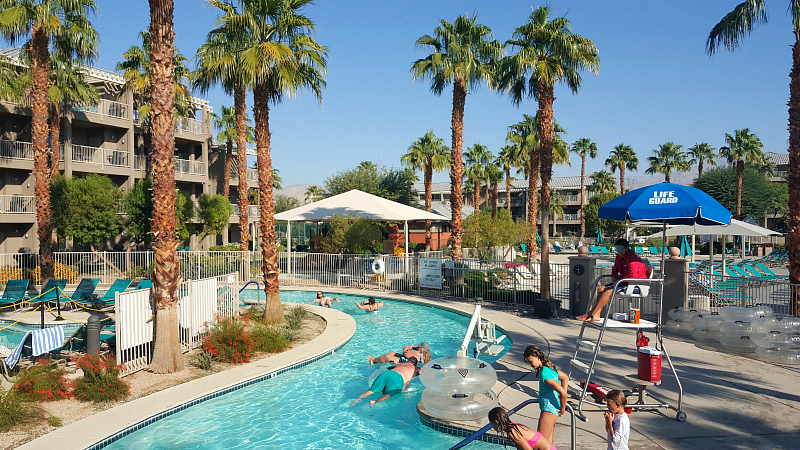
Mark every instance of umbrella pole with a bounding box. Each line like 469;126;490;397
691;235;695;264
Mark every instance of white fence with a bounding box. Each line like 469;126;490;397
116;273;239;376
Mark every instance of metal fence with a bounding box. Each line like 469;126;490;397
688;271;797;315
116;272;239;376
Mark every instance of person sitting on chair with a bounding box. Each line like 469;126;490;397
577;238;647;322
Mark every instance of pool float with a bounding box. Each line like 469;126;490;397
419;356;497;395
719;320;757;335
770;317;800;333
371;259;385;274
691;313;724;331
751;316;780;332
719;305;774;322
754;346;800;364
691;327;723;342
719;335;756;353
668;307;708;322
421;389;498;421
752;331;800;348
665;319;694;335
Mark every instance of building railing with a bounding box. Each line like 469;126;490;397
774;170;788;178
0;139;63;161
232;204;260;218
174;157;206;176
0;195;35;214
175;116;204;135
230;161;259;181
562;213;579;221
134;154;147;171
72;99;130;121
558;194;580;203
72;145;130;168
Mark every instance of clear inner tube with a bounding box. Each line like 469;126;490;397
668;307;708;322
691;313;724;330
752;331;800;348
719;305;774;322
419;356;497;395
754;346;800;364
691;327;723;342
720;321;757;335
421;389;498;421
665;319;694;335
719;335;756;353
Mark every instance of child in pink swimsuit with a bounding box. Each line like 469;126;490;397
488;407;558;450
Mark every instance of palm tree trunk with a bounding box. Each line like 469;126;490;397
736;159;744;218
31;28;53;282
484;184;489;210
538;83;555;299
788;38;800;316
147;0;184;374
620;165;626;194
505;167;512;212
223;140;232;199
254;84;281;323
235;85;250;271
449;79;466;259
698;159;704;178
49;103;61;181
580;155;586;242
665;171;670;183
424;159;433;251
528;153;540;261
491;183;498;219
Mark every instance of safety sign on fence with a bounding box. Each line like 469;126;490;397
419;258;442;290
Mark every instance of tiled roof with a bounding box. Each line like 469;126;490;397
429;202;474;219
414;176;588;194
765;152;789;165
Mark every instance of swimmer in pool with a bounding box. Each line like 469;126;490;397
350;356;421;407
354;297;383;311
310;291;339;308
367;342;431;365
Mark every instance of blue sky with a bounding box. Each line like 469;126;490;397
86;0;792;188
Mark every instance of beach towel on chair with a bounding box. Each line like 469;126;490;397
32;326;65;356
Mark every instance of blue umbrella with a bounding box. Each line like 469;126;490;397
598;182;731;226
596;228;603;244
679;236;693;257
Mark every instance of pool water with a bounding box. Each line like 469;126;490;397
0;322;81;349
105;290;509;449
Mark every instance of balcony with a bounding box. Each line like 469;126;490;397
0;139;64;162
174;157;206;177
72;145;130;168
560;213;580;221
134;154;148;171
175;117;204;135
558;194;581;203
232;204;260;219
72;99;130;121
0;195;35;214
230;167;259;182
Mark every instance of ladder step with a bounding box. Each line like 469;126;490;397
577;339;598;351
567;380;584;395
570;359;593;375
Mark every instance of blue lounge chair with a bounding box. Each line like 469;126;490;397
68;278;100;302
34;279;68;304
635;247;644;255
136;280;152;290
0;279;30;311
598;247;610;255
725;266;745;277
520;243;528;253
649;247;661;255
77;279;133;309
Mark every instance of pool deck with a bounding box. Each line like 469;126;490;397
16;286;800;450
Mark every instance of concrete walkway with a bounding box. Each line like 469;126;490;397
16;287;800;449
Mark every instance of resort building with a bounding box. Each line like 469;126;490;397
0;47;227;253
413;176;591;241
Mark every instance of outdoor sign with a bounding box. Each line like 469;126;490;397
419;258;442;289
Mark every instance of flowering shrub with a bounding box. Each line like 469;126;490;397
0;386;34;432
73;354;129;403
13;361;73;401
32;262;77;284
202;316;254;364
0;267;23;284
250;324;290;354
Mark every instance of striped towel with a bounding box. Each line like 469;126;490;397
32;326;64;357
3;331;31;370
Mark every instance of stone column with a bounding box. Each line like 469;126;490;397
661;247;689;324
568;246;597;316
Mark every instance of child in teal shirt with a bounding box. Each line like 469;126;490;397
524;345;569;445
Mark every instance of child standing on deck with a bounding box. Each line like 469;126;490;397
523;345;569;444
604;390;630;450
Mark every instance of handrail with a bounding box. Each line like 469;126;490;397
448;400;577;450
239;281;260;293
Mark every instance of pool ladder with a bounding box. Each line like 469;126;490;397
448;399;578;450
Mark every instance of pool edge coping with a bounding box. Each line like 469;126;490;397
17;304;356;450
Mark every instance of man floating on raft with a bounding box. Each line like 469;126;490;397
350;356;421;407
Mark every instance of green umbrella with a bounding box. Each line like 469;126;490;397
596;229;603;244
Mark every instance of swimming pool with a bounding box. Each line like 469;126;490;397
104;290;508;449
0;322;80;349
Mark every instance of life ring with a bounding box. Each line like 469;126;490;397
371;259;385;274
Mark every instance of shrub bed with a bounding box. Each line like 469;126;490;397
13;361;73;401
202;316;254;364
73;354;130;403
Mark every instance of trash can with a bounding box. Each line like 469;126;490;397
534;299;561;319
637;346;662;382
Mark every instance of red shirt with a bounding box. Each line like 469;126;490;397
612;250;647;280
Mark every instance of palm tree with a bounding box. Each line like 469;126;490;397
195;2;255;260
719;128;764;218
588;170;616;194
0;55;22;101
498;6;598;298
605;143;639;194
211;105;234;198
486;160;504;219
411;14;503;260
0;0;98;282
687;142;717;178
304;185;323;203
401;131;451;249
146;0;183;373
570;138;598;241
538;190;565;236
225;0;327;323
464;143;492;213
498;144;524;212
646;142;691;183
272;168;283;191
706;1;800;314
